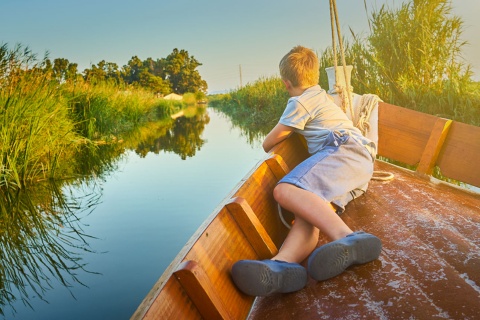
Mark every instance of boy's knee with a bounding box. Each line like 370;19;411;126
273;183;290;204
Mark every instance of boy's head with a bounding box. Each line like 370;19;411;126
279;46;319;89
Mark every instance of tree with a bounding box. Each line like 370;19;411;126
122;56;144;84
162;48;207;94
138;70;171;94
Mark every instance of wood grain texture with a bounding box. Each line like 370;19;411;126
174;260;232;320
437;121;480;187
227;197;278;258
417;118;452;175
378;102;438;165
133;104;480;320
249;161;480;320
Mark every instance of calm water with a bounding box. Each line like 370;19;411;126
2;108;266;319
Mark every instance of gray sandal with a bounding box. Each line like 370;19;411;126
308;231;382;281
231;259;307;296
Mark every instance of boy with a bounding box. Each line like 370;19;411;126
231;46;382;296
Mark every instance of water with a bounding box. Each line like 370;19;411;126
2;108;266;319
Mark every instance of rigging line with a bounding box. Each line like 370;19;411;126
328;0;394;183
328;0;354;121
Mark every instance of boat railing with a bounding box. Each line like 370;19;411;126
378;102;480;188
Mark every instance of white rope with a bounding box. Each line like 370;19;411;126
356;94;381;136
371;171;395;181
329;0;354;119
278;203;292;229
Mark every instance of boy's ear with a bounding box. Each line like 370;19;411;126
282;79;292;90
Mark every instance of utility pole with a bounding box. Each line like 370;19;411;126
239;64;243;88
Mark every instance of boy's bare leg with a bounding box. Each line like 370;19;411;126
272;183;353;263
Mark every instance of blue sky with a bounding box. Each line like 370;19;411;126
1;0;478;93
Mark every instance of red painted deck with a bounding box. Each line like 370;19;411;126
249;160;480;319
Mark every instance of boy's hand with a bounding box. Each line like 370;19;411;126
262;123;294;152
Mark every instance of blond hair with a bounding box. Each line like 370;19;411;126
279;46;319;88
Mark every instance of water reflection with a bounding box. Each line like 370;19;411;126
213;109;266;146
0;181;101;316
134;106;210;159
0;106;210;316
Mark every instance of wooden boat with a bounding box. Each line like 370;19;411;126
131;102;480;319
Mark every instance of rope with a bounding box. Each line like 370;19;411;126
329;0;354;119
356;94;381;136
371;171;395;181
278;203;292;230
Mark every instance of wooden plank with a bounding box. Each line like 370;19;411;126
226;197;278;259
437;121;480;187
174;260;233;320
142;276;202;319
265;154;290;181
378;102;438;166
233;161;289;248
183;206;259;320
272;132;310;171
417;118;452;175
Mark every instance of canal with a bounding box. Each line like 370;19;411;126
3;107;266;319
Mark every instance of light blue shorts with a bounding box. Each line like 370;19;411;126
279;131;375;213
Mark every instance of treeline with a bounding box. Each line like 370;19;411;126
41;48;207;95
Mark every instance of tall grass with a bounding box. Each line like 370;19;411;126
320;0;480;125
0;44;185;187
0;45;80;187
64;82;183;140
210;77;289;137
0;44;189;314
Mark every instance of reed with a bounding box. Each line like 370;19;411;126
0;44;80;187
215;0;479;127
63;82;183;140
210;77;289;137
320;0;480;126
0;44;185;187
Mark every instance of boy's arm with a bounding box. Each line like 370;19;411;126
262;123;294;152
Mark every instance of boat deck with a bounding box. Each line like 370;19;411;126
132;103;480;320
249;160;480;319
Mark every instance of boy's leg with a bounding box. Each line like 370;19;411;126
273;182;353;245
273;182;381;281
272;215;319;263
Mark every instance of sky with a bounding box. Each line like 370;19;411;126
1;0;479;94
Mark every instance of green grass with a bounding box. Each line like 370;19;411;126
209;77;289;142
0;44;185;188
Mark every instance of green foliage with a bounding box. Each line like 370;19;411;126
210;77;289;142
182;92;197;106
0;44;80;187
321;0;480;125
0;43;185;187
85;49;207;95
161;48;208;94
